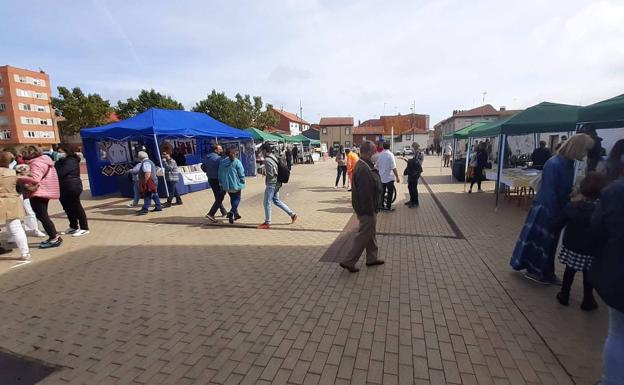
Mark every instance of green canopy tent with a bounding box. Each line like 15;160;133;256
272;133;300;143
443;121;489;140
578;93;624;129
245;128;285;142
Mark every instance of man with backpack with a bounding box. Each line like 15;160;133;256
258;143;297;229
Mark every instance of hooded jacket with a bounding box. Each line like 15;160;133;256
55;154;83;194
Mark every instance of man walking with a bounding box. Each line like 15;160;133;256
258;143;297;229
136;151;162;215
340;141;384;273
403;142;424;208
443;143;452;167
375;142;399;211
204;144;227;222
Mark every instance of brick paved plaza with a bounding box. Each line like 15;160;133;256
0;156;606;385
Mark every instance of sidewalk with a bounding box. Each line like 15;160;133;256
0;156;604;384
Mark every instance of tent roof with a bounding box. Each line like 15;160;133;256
500;102;580;134
245;127;284;142
81;108;252;140
467;116;515;138
443;121;489;139
578;93;624;129
273;133;301;143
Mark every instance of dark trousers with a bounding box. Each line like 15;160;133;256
560;266;594;301
342;214;379;268
166;181;182;204
208;178;226;216
381;181;395;209
228;191;241;216
408;176;419;205
335;166;347;186
470;166;484;190
59;190;89;230
29;197;57;239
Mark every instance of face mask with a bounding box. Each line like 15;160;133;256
57;153;66;159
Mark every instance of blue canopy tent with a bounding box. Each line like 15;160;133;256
81;108;253;197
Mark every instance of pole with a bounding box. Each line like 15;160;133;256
495;133;506;209
391;125;394;154
451;137;457;182
153;134;169;198
533;133;539;150
464;137;473;192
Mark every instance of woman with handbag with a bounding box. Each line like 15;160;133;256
218;147;246;224
55;145;89;237
0;152;31;259
468;142;488;193
18;146;62;249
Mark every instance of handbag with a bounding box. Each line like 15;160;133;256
23;164;50;193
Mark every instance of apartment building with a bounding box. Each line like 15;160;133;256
0;65;59;146
319;117;354;151
270;108;310;136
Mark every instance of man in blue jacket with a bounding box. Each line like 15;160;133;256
204;144;227;222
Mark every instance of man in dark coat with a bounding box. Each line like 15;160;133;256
531;141;551;169
340;141;384;273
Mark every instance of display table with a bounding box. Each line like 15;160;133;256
117;163;210;198
486;167;542;206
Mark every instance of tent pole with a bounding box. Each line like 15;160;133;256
451;137;457;182
463;137;472;192
153;134;170;198
495;134;506;210
533;133;539;150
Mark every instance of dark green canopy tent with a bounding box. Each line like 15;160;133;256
578;93;624;129
443;121;489;139
500;102;580;134
245;128;284;142
467;116;515;137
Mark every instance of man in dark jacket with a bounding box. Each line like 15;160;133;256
340;141;384;273
204;144;227;222
531;141;551;169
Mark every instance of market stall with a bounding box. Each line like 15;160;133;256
81;108;253;197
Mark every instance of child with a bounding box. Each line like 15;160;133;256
556;172;608;310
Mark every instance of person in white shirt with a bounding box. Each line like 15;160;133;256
443;143;453;167
375;142;400;211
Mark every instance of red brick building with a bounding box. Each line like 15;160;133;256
270;108;310;136
0;65;60;146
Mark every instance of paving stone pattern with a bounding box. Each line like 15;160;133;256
0;156;604;384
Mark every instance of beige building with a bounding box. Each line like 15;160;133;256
435;104;519;145
0;65;59;146
319;117;354;151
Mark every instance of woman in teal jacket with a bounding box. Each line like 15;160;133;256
218;147;246;224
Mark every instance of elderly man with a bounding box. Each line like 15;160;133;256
340;141;384;273
136;151;162;215
376;142;400;211
403;142;424;208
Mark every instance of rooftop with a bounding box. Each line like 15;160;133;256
319;117;354;126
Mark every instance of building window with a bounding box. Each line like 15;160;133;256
405;135;411;141
0;88;4;96
322;128;327;134
0;130;10;140
19;103;31;111
345;127;351;135
0;116;9;126
0;103;5;112
16;89;32;97
23;130;54;139
39;119;51;126
34;92;48;100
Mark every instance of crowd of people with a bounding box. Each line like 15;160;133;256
0;145;90;260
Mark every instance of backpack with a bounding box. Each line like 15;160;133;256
269;155;290;184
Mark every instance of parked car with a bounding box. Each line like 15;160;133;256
395;146;414;156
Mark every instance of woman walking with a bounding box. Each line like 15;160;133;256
510;134;594;284
334;145;347;189
162;151;182;207
0;152;31;260
18;146;62;248
468;142;488;193
56;145;89;237
218;147;245;224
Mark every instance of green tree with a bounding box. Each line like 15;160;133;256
51;86;112;135
192;90;278;130
115;89;184;119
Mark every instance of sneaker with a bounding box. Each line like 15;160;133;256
339;262;359;273
333;186;337;189
366;260;385;267
28;229;47;238
151;208;162;212
136;210;149;216
72;229;90;237
206;214;217;223
63;228;78;235
291;214;298;224
258;223;271;230
234;214;242;221
20;253;32;261
40;237;62;249
227;212;234;224
163;202;172;208
478;189;484;193
174;201;183;206
127;203;137;208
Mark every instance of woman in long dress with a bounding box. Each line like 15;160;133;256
510;134;594;284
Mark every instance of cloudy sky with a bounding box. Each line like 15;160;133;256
3;0;624;126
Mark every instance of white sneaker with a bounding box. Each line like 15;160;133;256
27;230;47;238
127;203;137;208
20;253;31;261
72;229;90;237
333;186;337;189
63;228;78;235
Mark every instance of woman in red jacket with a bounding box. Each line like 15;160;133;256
18;146;62;249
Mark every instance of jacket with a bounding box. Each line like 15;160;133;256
163;158;179;182
351;158;382;216
589;178;624;312
555;200;598;256
404;156;423;179
203;152;222;180
0;167;25;222
19;155;60;200
264;155;279;186
475;150;488;169
346;152;359;174
218;157;246;192
534;154;574;219
55;155;83;194
139;159;158;184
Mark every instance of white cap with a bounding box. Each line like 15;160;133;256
137;151;148;160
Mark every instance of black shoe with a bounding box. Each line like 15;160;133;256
151;208;162;212
408;203;419;208
581;297;598;311
40;237;63;249
136;210;149;215
339;262;359;273
174;201;183;206
556;292;569;306
366;260;385;267
234;214;242;221
163;202;172;208
404;201;411;206
384;207;395;212
227;212;234;224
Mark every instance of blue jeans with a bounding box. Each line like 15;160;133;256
263;184;294;224
142;192;162;211
603;307;624;385
228;191;241;216
132;180;140;205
